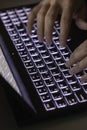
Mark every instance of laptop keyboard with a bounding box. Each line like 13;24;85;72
0;7;87;111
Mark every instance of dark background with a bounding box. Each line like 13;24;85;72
0;0;87;129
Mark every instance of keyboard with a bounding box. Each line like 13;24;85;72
0;6;87;112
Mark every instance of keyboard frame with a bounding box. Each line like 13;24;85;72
0;4;87;122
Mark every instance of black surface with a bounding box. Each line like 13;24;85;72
0;2;87;128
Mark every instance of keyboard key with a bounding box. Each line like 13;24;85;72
61;87;72;96
15;22;24;30
16;9;24;13
49;46;58;54
8;30;17;35
39;66;47;73
48;84;58;93
28;67;37;74
19;29;26;35
19;49;27;56
34;80;43;87
54;73;64;82
45;78;54;86
0;12;7;17
41;93;51;101
5;23;14;29
58;80;68;88
67;76;76;84
11;34;19;40
30;73;40;81
52;52;61;60
16;44;24;50
24;61;33;68
37;86;47;95
76;71;84;78
29;50;38;56
35;61;44;68
56;58;64;65
47;62;56;69
65;94;77;105
52;91;62;100
60;47;70;55
24;40;32;45
13;39;22;44
63;70;72;77
70;82;81;91
56;98;67;108
38;45;46;53
44;101;56;111
75;89;87;102
44;56;53;64
41;51;49;58
42;72;51;79
26;44;35;51
22;55;30;62
83;84;87;93
59;64;69;72
33;55;41;61
50;67;60;76
53;38;59;45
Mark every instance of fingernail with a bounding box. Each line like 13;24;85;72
65;61;70;68
69;68;75;75
80;79;84;84
59;39;66;47
46;39;52;46
38;36;43;43
60;44;65;47
27;28;31;34
80;78;85;84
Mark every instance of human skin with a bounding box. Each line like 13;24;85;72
27;0;87;82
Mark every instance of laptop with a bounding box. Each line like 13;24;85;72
0;0;87;126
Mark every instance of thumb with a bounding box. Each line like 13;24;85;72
75;19;87;30
75;3;87;30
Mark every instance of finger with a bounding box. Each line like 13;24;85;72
60;6;73;46
69;56;87;75
27;3;42;34
37;3;50;42
80;73;87;83
75;2;87;30
66;40;87;67
45;3;59;45
75;19;87;30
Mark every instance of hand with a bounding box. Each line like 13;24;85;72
66;39;87;83
27;0;85;46
66;8;87;83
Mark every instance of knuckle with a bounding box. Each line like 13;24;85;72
42;1;49;7
30;10;36;17
46;12;54;20
47;13;53;19
61;14;69;24
45;14;49;21
37;10;45;18
51;0;58;6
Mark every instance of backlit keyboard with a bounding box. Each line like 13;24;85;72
0;7;87;111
